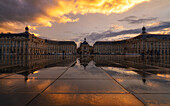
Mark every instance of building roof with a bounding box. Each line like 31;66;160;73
81;40;88;44
0;32;30;38
0;26;33;39
94;40;126;45
94;33;170;45
45;40;76;45
81;38;89;45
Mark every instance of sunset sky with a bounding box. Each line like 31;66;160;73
0;0;170;45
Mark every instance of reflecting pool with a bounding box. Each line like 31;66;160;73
0;55;169;105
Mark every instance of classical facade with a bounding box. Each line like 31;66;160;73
0;26;77;55
45;40;77;55
78;38;93;55
93;40;126;55
93;27;170;55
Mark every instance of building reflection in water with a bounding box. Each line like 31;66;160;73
79;55;93;70
0;55;169;82
93;55;170;83
0;55;76;81
79;55;169;83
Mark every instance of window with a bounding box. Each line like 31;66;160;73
162;50;164;54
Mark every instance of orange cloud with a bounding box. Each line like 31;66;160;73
0;0;150;33
43;0;150;25
47;0;150;16
58;16;79;23
150;28;170;34
75;0;150;14
0;22;25;33
146;22;160;27
0;22;39;33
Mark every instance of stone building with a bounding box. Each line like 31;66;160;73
0;26;77;55
93;27;170;55
79;38;93;55
45;40;77;55
93;41;126;55
125;32;170;55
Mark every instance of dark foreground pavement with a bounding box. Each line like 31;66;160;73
0;56;169;106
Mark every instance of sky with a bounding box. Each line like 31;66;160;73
0;0;170;45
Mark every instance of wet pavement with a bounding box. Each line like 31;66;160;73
0;55;169;106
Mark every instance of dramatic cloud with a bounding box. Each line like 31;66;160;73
102;34;137;41
118;16;158;24
150;28;170;34
0;0;149;32
84;21;170;44
146;22;160;27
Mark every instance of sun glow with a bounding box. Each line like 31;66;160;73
45;0;150;23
